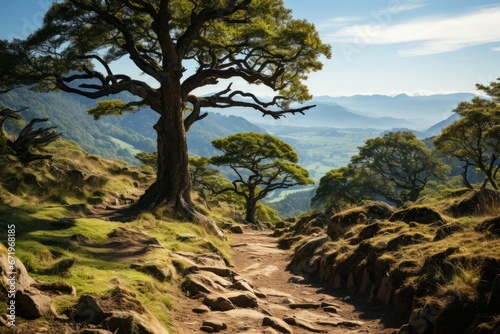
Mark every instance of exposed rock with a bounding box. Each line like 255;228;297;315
275;221;286;229
292;234;329;274
447;189;500;217
130;263;173;282
75;295;107;325
182;272;231;296
475;216;500;237
386;233;426;251
349;222;381;244
198;266;235;278
0;244;35;292
390;206;444;225
102;311;169;334
200;325;215;333
15;290;55;319
192;305;211;314
434;223;465;241
289;303;321;309
229;280;255;294
174;251;227;267
202;319;227;332
284;316;327;333
230;225;244;234
35;282;76;296
263;316;293;334
48;257;75;274
322;306;338;314
203;294;236;311
223;291;259;308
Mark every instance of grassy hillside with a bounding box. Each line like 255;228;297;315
0;138;237;333
279;189;500;333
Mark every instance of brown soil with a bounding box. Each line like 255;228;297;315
171;226;403;333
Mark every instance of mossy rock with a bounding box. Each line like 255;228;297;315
390;206;444;225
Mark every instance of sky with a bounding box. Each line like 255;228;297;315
1;0;500;97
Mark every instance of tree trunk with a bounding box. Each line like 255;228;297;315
134;74;225;239
245;198;257;225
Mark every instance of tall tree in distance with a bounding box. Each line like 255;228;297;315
434;80;500;190
350;131;448;206
16;0;331;231
210;132;313;224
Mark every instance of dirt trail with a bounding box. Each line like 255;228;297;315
171;226;402;333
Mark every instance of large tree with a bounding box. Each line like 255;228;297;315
434;81;500;190
210;132;313;224
9;0;330;228
350;131;448;206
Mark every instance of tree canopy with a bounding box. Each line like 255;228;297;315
8;0;330;230
313;131;448;209
210;132;313;224
434;80;500;190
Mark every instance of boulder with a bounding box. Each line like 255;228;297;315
447;189;500;217
202;319;227;332
15;290;55;319
182;272;231;296
0;244;35;292
130;263;173;282
102;311;169;334
75;295;107;325
475;216;500;237
390;206;444;225
263;316;293;334
229;225;244;234
203;295;236;311
433;223;465;241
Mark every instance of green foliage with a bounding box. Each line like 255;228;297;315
87;99;137;120
314;131;449;209
211;132;313;224
434;80;500;190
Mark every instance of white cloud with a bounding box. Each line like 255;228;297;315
493;46;500;52
325;5;500;56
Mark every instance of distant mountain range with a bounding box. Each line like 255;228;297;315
211;92;474;131
0;88;472;169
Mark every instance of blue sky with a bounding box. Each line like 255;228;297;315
1;0;500;97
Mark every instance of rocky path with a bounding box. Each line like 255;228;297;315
171;226;401;333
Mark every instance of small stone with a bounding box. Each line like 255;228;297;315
200;326;215;333
202;319;227;331
192;305;211;314
230;225;244;234
289;303;320;309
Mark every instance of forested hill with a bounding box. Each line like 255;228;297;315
0;88;266;164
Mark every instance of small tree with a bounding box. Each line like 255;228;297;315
311;166;369;211
434;81;500;190
210;132;313;224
